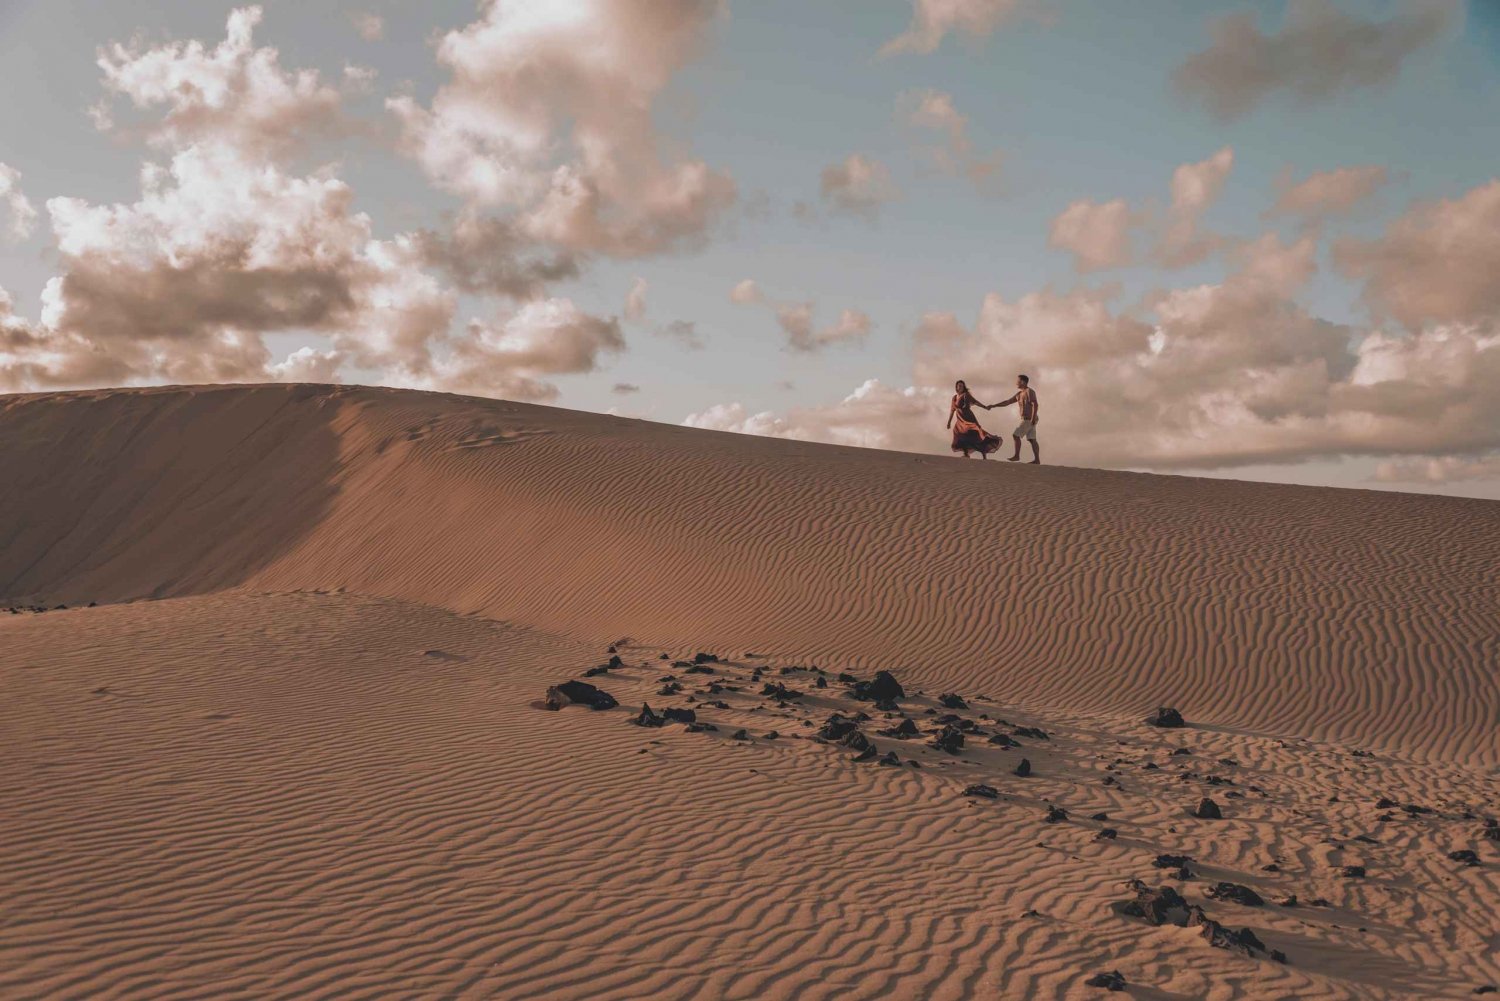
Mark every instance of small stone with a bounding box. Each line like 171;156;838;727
544;681;619;711
1144;706;1186;728
1193;797;1223;820
633;703;665;727
1084;970;1126;991
1339;865;1366;878
1013;757;1031;777
1044;805;1068;824
1095;828;1118;841
938;693;968;710
1448;850;1480;866
1205;882;1264;907
930;724;965;754
963;784;999;799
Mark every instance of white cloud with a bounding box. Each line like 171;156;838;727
729;278;761;304
1268;164;1389;225
0;162;37;240
624;276;648;322
896;88;1003;191
881;0;1031;56
387;0;734;257
1157;146;1234;267
1049;198;1132;272
350;12;385;42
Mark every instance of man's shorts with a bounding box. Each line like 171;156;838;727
1013;420;1037;441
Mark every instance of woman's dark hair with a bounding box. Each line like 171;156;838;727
954;379;967;393
1018;374;1029;384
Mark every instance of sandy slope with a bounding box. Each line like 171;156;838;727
3;383;1497;762
3;384;1498;999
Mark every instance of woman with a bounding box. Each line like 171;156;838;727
946;380;1002;458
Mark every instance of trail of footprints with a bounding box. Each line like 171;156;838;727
545;646;1500;997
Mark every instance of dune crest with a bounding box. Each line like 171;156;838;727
3;382;1497;763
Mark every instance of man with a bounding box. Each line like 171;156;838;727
990;374;1040;464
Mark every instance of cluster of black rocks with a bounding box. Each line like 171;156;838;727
1117;881;1287;963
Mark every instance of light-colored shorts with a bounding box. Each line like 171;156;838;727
1013;420;1037;441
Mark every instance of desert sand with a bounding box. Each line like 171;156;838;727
2;383;1496;1000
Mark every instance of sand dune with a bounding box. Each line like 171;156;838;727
3;383;1498;999
3;384;1496;761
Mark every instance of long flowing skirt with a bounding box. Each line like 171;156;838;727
951;416;1002;455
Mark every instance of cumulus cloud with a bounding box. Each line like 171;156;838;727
388;0;735;256
425;298;624;400
1175;0;1455;121
0;162;37;240
1049;198;1132;272
881;0;1031;56
731;281;872;353
819;154;900;219
686;380;947;451
1268;165;1389;225
93;6;354;155
409;212;579;299
729;278;762;304
1334;178;1500;331
896;89;1003;191
1373;453;1500;484
1156;146;1234;268
701;215;1500;473
624;276;648;322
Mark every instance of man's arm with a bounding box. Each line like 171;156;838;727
995;393;1019;408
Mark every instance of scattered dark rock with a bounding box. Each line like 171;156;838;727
686;721;718;733
841;730;872;753
938;693;968;710
879;719;920;739
1084;970;1126;991
837;672;859;684
1013;757;1032;777
1197;917;1283;962
1339;865;1366;878
584;665;611;677
851;670;906;703
1206;883;1264;907
815;676;828;689
731;728;750;741
764;730;780;740
760;682;803;700
661;707;696;724
1044;805;1069;824
1448;850;1480;867
633;704;665;727
1153;854;1194;870
1278;895;1298;907
1482;820;1499;841
879;751;901;766
693;652;719;664
818;714;859;741
1090;812;1109;821
930;724;965;754
657;682;683;696
1014;726;1049;740
987;733;1020;748
1119;882;1195;926
1171;747;1193;756
963;784;999;799
1144;706;1186;728
545;681;619;711
852;745;877;762
1193;797;1223;820
685;665;715;675
1095;828;1118;840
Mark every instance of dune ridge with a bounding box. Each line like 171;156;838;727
3;382;1497;764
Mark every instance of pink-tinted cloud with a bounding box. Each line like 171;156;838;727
624;277;649;322
732;282;873;353
1175;0;1455;121
1334;178;1500;331
880;0;1032;56
424;297;624;400
0;163;37;241
1268;165;1389;224
388;0;734;257
819;154;900;219
1156;146;1233;268
896;89;1003;192
1049;198;1133;272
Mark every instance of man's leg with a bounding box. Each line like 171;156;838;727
1029;437;1040;464
1008;435;1022;461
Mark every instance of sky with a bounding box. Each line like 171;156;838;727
1;0;1499;497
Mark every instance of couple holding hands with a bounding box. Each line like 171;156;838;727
947;375;1040;463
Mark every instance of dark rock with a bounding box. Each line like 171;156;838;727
693;652;719;664
1095;828;1118;840
685;665;715;675
938;693;968;710
987;733;1020;748
930;724;965;754
852;745;878;762
584;665;611;677
841;730;872;752
837;672;859;684
963;784;999;799
1196;916;1280;960
545;681;619;711
1013;757;1032;777
878;751;901;766
760;682;803;700
1044;806;1068;823
1153;853;1194;870
818;714;859;741
1144;706;1186;728
1193;797;1223;819
657;682;683;696
1278;895;1298;907
1090;812;1109;821
879;718;920;739
815;676;827;689
1448;850;1480;866
633;703;665;727
1119;882;1195;926
763;730;780;740
1171;747;1193;756
731;728;750;741
661;707;696;723
1483;820;1500;841
1206;882;1264;907
851;670;906;703
607;654;623;668
1084;970;1126;991
686;722;718;733
1339;865;1366;878
1014;726;1049;740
